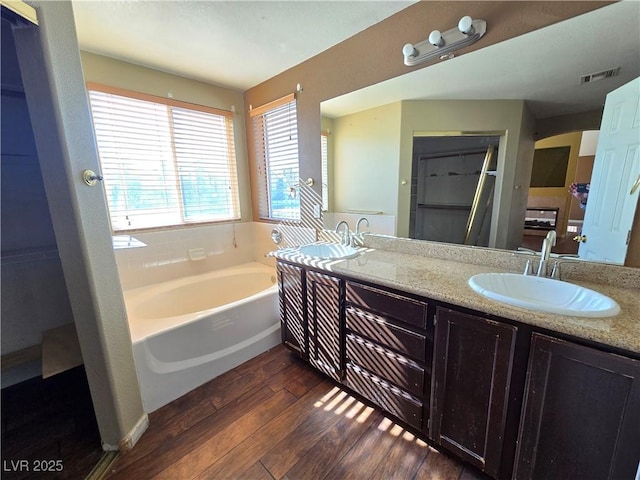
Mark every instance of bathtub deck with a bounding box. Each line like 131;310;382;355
104;345;484;480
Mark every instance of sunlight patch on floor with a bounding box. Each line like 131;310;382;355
354;405;374;423
314;386;341;408
377;417;393;432
334;395;355;415
324;390;348;411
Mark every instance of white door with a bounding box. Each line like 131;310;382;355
579;77;640;263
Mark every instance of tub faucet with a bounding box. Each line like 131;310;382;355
356;217;369;235
536;230;557;277
335;221;350;246
351;217;370;247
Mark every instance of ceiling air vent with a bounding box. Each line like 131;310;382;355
580;67;620;84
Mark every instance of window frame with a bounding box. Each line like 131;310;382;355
86;82;240;233
250;93;301;222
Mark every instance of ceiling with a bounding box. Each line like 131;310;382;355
322;1;640;120
71;0;416;91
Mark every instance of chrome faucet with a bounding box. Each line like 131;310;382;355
356;217;369;235
351;217;370;247
537;230;557;277
335;221;350;246
546;230;557;248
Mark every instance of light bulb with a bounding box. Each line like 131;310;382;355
428;30;444;47
402;43;417;58
458;15;474;35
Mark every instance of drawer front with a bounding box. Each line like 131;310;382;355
346;306;427;362
346;363;423;430
346;282;428;329
347;333;425;398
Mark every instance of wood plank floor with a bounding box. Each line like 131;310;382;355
1;366;103;480
106;345;486;480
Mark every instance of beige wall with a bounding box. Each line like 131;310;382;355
398;100;534;249
332;102;402;215
80;52;252;222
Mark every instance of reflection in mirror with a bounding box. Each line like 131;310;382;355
409;135;499;247
523;132;590;258
320;2;640;265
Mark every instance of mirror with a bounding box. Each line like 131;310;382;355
320;3;640;265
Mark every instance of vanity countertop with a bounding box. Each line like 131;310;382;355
274;247;640;356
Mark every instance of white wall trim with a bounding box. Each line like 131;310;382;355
101;413;149;453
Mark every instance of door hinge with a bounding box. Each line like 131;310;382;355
427;418;431;430
433;314;437;326
627;229;632;246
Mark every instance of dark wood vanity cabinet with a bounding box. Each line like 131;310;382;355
431;307;520;479
307;270;343;382
276;259;640;480
344;281;431;431
276;262;307;358
514;333;640;480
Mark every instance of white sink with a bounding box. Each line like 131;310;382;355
298;243;359;260
468;273;620;318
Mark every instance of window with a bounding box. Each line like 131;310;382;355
87;84;240;231
321;131;329;211
251;94;299;220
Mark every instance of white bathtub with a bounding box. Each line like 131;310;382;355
124;262;280;412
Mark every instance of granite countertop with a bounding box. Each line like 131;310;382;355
274;247;640;356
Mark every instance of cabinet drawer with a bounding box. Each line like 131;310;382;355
346;282;428;329
346;363;423;430
346;306;427;362
347;333;425;398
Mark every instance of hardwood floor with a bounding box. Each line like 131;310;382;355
106;346;486;480
0;366;103;480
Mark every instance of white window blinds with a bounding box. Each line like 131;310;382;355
251;94;300;220
87;84;240;231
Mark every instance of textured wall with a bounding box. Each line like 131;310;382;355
332;102;402;216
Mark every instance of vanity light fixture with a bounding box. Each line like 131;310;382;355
402;15;487;67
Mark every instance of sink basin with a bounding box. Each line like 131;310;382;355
298;243;359;260
468;273;620;318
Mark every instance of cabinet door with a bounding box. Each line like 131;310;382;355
307;270;343;382
514;333;640;480
277;262;306;358
431;307;517;478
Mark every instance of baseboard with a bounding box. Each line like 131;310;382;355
118;413;149;453
101;413;149;453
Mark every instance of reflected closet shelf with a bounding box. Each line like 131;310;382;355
417;203;472;210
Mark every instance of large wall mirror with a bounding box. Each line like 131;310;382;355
320;2;639;265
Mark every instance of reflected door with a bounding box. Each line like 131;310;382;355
579;77;640;263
